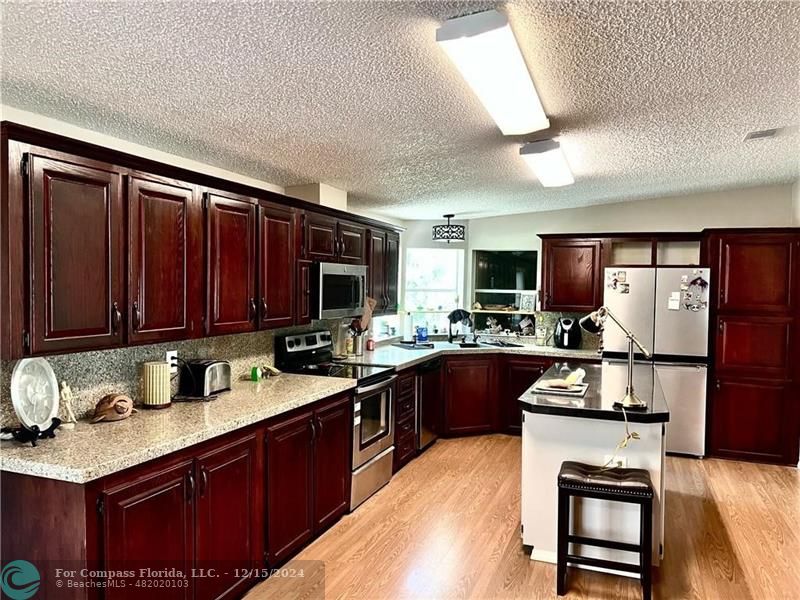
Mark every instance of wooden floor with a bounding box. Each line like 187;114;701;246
247;435;800;600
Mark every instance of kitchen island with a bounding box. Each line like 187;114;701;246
519;361;669;574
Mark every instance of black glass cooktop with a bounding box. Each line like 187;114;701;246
286;362;394;385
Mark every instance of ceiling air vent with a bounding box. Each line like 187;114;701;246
744;128;780;141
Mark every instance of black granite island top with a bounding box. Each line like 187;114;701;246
519;362;670;424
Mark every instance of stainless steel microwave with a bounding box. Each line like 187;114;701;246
314;262;367;319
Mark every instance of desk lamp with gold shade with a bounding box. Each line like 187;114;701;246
579;307;652;409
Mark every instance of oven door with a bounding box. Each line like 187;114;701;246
353;376;396;469
317;263;367;319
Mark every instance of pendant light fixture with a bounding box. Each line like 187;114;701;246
432;214;465;243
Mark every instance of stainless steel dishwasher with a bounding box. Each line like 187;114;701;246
416;358;443;450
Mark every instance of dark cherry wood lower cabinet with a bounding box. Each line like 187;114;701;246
503;357;553;435
443;357;498;436
195;435;259;600
103;460;196;600
266;393;353;565
312;395;352;532
710;378;798;465
393;368;418;473
266;410;315;565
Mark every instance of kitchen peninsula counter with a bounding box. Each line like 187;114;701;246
341;341;599;371
0;374;355;483
520;361;669;573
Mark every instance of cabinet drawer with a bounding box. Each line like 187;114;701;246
398;373;415;397
394;430;417;470
396;393;415;422
396;413;415;438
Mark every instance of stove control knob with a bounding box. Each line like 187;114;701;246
287;340;295;349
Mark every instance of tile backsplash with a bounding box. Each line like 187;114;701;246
0;320;341;427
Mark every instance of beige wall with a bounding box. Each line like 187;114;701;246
793;180;800;225
0;105;285;194
463;183;794;300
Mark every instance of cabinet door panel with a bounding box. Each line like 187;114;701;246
716;235;795;313
305;213;337;262
444;358;495;435
129;176;201;344
710;378;794;464
266;411;314;565
338;221;366;264
385;232;400;314
103;461;194;600
206;192;257;335
504;358;551;434
543;239;601;311
716;316;792;378
368;230;387;314
259;204;295;329
196;435;258;600
313;395;352;532
296;260;312;325
29;153;124;353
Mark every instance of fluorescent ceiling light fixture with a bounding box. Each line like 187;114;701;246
520;140;574;187
436;9;549;135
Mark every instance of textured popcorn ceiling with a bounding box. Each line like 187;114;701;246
2;1;798;220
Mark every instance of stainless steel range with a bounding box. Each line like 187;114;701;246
275;330;397;510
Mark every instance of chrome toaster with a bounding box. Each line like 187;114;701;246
178;359;232;398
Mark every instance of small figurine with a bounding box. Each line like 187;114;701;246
90;394;137;423
59;382;78;429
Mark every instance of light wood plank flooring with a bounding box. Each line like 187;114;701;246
248;434;799;600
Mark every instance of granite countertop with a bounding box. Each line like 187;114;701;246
339;341;599;371
0;374;355;484
519;361;670;424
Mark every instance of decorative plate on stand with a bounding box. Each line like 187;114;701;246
10;358;60;430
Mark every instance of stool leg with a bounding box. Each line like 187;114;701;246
640;497;653;600
557;489;569;596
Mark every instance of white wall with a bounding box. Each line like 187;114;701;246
0;105;285;194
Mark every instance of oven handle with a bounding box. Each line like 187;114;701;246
355;374;397;396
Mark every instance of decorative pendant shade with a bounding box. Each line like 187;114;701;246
432;214;465;243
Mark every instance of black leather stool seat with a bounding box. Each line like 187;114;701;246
558;461;654;497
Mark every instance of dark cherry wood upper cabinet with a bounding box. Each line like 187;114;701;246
541;237;602;312
305;212;338;262
103;460;195;600
128;175;202;344
715;316;792;379
205;191;258;335
385;231;400;314
443;357;497;436
259;203;295;329
712;233;796;313
312;395;352;533
338;220;367;265
296;259;313;326
710;377;796;464
266;410;314;565
367;230;387;313
503;357;552;435
195;434;258;600
26;151;125;354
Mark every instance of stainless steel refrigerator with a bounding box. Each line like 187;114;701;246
603;267;711;457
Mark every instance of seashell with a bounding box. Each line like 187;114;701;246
90;394;138;423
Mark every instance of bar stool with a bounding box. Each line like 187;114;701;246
556;461;654;600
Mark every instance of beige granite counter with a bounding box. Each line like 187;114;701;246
0;374;355;484
340;342;600;371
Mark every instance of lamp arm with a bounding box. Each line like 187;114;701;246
599;307;652;358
